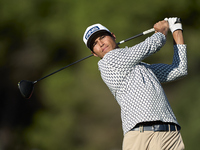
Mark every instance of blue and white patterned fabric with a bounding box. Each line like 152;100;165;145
98;32;187;135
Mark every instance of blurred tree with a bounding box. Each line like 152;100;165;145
0;0;200;149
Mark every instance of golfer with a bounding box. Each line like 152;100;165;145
83;17;187;150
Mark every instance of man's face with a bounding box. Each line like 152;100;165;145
91;32;117;59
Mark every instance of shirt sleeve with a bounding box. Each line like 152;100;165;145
145;44;187;83
102;32;166;71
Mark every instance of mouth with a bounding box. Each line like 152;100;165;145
102;46;109;52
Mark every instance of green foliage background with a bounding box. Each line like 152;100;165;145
0;0;200;149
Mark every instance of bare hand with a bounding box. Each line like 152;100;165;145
154;20;169;36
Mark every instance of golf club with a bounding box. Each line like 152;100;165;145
18;18;181;99
18;28;154;99
18;54;93;99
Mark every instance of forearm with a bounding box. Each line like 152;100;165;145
173;30;184;45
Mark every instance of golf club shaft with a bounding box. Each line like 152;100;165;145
117;28;155;45
34;54;94;84
34;27;156;84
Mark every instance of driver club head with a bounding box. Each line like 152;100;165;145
18;80;34;99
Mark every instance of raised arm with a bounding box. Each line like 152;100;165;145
104;20;169;69
147;18;187;83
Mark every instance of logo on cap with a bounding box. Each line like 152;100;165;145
85;26;100;40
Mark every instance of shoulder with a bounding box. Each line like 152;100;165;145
100;47;125;61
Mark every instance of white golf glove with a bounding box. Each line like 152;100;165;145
164;17;182;33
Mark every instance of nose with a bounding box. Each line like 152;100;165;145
98;40;104;47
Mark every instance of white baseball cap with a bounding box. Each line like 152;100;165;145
83;23;111;50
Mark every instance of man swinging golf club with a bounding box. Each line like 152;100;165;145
83;17;187;150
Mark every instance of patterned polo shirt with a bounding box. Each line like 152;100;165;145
98;32;187;135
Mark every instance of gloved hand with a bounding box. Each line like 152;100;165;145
164;17;182;33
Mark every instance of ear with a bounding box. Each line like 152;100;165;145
111;32;116;41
